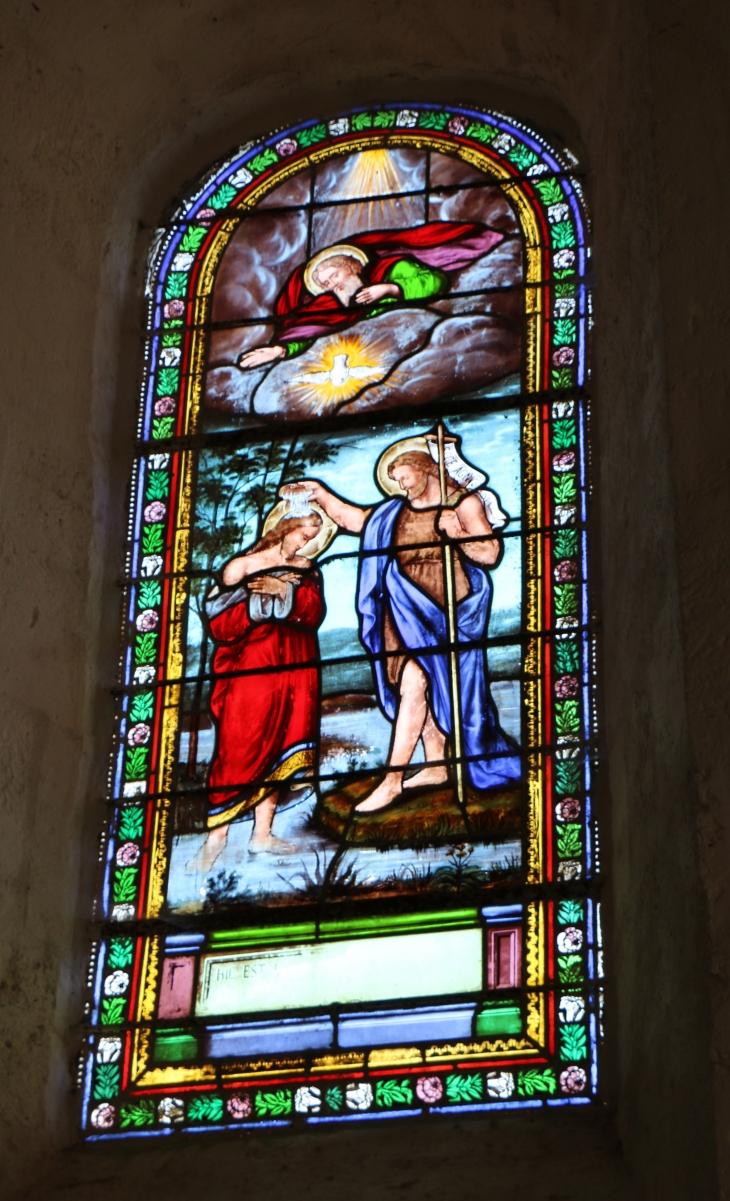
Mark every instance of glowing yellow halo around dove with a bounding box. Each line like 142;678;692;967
291;333;385;415
303;243;369;296
262;499;337;559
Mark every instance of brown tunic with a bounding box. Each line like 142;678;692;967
383;502;470;685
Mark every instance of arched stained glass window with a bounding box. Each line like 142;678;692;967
83;103;599;1139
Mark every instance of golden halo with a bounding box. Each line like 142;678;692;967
375;435;432;497
303;244;369;296
262;500;337;559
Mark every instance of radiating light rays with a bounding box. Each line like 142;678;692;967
313;151;423;249
290;333;389;415
343;149;403;203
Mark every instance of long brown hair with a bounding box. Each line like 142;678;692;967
388;451;458;492
250;511;322;554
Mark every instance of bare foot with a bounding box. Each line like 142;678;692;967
248;835;297;856
185;834;226;876
404;766;449;789
355;775;404;813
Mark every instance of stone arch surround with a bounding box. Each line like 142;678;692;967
1;2;729;1198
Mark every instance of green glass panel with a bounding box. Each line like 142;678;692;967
475;1003;522;1037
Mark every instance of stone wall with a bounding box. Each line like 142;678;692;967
0;0;728;1196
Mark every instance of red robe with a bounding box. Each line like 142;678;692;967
275;221;505;346
206;572;324;828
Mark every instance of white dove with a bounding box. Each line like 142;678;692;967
296;352;380;388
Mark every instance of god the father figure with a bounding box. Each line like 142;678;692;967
289;446;521;813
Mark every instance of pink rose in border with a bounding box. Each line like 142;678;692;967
276;138;298;157
227;1093;252;1119
415;1075;443;1104
90;1103;115;1129
553;346;575;367
556;797;581;821
552;450;576;472
144;501;166;523
163;299;185;319
128;722;151;746
554;559;578;581
154;396;176;416
135;609;158;632
116;841;140;866
555;675;579;698
448;115;468;136
560;1065;587;1094
557;925;584;954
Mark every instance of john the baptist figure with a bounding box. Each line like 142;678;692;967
288;434;521;814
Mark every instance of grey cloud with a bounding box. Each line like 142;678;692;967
211;210;308;324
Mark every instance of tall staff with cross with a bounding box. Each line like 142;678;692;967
435;422;469;820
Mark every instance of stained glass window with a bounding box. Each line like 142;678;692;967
82;103;600;1140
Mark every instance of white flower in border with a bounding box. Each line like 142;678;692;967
345;1082;373;1111
527;162;549;177
148;453;170;471
559;995;586;1024
133;665;156;686
548;203;570;225
396;109;418;128
171;252;194;272
140;554;163;578
111;903;136;921
556;615;580;630
158;1096;185;1125
486;1071;514;1099
554;297;576;318
104;970;130;997
557;926;584;954
159;347;181;368
552;399;575;419
492;133;515;153
294;1086;322;1113
554;504;577;525
554;248;576;270
558;859;582;881
122;782;146;800
328;117;349;136
90;1103;115;1130
229;166;253;188
96;1037;122;1064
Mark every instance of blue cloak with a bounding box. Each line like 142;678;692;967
357;498;521;790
